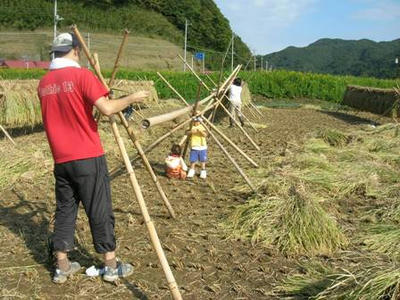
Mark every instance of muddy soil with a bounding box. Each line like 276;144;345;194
0;101;389;299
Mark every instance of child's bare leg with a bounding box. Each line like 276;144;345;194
201;162;206;170
190;163;196;169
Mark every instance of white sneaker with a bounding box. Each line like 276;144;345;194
200;170;207;179
187;169;195;178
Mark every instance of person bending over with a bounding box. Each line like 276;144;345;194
228;77;244;127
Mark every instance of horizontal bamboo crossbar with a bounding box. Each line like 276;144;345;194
141;93;215;129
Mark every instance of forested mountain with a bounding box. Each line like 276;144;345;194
263;38;400;79
0;0;252;68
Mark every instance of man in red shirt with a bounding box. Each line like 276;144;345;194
38;32;149;284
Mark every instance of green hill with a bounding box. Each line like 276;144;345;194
263;38;400;79
0;0;252;69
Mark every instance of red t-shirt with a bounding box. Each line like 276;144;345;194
38;67;108;164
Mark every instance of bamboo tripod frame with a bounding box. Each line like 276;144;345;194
178;55;260;151
71;25;182;300
109;100;221;179
158;73;259;168
155;71;258;191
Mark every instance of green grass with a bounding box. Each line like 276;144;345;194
1;69;398;104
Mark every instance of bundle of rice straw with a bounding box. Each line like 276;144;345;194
0;79;159;127
0;80;42;128
112;80;159;104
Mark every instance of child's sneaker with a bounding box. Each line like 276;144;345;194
53;261;81;284
103;261;134;282
200;169;207;179
187;168;195;178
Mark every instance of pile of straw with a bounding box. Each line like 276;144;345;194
112;80;159;103
0;80;42;128
227;178;347;256
342;85;399;116
241;81;252;106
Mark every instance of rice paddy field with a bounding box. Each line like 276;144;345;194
1;75;400;298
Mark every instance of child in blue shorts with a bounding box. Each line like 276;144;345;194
187;116;208;179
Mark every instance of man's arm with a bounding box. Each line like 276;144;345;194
94;91;149;117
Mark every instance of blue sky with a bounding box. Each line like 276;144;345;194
214;0;400;55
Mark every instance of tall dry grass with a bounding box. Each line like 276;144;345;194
239;124;400;299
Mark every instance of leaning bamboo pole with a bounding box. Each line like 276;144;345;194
178;54;210;91
202;118;258;168
90;31;175;219
157;72;188;106
199;119;256;192
249;101;263;117
72;25;182;299
109;29;129;87
204;73;217;87
244;103;259;119
95;30;129;122
0;124;16;145
180;82;203;158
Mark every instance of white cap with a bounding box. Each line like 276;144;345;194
51;33;79;53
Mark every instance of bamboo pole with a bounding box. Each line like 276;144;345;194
95;29;129;122
237;107;259;132
199;120;256;192
204;73;217;87
141;93;215;129
213;97;260;150
202;118;258;168
109;29;130;88
210;66;241;122
72;25;182;299
90;31;176;219
178;54;210;91
157;72;189;106
0;124;16;145
245;103;259;119
181;82;203;158
249;101;263;117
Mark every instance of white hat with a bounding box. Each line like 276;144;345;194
193;116;203;122
51;33;80;53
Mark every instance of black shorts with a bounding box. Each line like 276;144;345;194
52;155;116;254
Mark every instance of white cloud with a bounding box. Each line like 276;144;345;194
353;0;400;20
